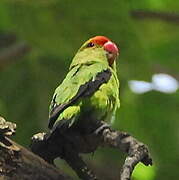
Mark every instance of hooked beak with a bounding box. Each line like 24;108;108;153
103;41;119;66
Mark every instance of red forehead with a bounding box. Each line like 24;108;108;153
90;36;110;46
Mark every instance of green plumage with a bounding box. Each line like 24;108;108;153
49;41;120;132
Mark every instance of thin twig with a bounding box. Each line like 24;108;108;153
0;42;31;67
64;149;98;180
120;149;149;180
0;32;17;48
101;128;152;180
131;10;179;24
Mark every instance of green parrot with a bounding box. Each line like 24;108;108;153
48;36;120;134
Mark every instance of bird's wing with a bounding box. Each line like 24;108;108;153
48;62;111;129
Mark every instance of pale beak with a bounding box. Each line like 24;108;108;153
104;41;119;66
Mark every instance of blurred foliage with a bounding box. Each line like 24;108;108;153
0;0;179;179
132;163;156;180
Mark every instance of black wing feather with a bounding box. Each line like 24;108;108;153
48;69;111;129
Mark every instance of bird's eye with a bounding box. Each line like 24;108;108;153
87;42;95;48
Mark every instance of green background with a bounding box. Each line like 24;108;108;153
0;1;178;179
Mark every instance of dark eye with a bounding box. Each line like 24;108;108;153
87;42;95;48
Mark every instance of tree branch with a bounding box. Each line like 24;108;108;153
131;10;179;24
0;117;72;180
0;116;152;180
0;32;17;49
31;129;100;180
31;122;152;180
0;42;31;68
64;149;98;180
100;128;152;180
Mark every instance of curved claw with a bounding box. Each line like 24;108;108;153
94;122;110;135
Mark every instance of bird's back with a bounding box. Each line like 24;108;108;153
49;62;119;131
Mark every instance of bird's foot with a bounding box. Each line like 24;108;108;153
94;121;110;136
31;132;47;142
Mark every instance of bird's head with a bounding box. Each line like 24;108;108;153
70;36;120;70
79;36;119;66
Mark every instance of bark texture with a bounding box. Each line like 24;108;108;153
0;117;152;180
0;117;72;180
31;122;152;180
